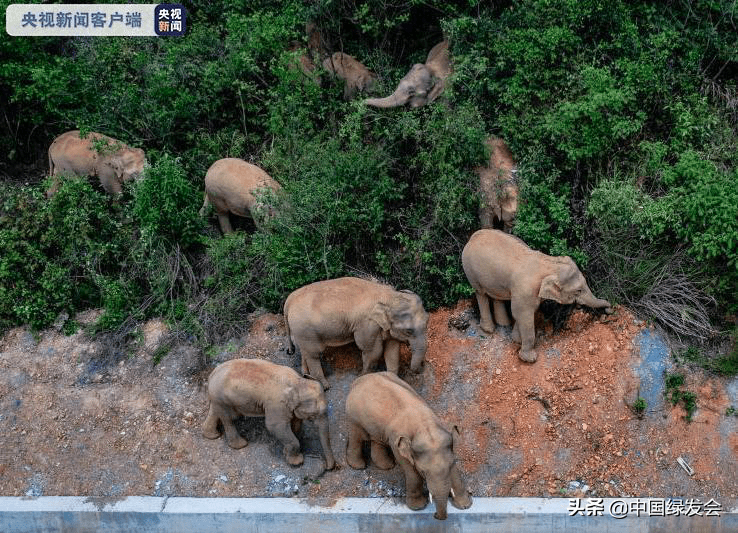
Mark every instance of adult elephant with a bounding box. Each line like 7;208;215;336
46;130;146;197
462;229;613;363
364;40;450;109
346;372;473;520
284;277;429;390
322;52;377;99
199;158;282;234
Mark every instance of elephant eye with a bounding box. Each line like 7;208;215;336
404;328;414;336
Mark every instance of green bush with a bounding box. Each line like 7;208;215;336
0;178;132;330
132;155;205;249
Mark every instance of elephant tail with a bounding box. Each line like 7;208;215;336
284;302;295;355
198;191;209;217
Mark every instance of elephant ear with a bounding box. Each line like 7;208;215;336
285;386;301;412
395;436;415;466
538;274;564;303
108;156;125;180
368;301;391;331
426;77;446;104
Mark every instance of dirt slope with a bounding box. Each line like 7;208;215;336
0;303;736;509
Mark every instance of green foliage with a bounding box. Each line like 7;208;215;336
0;178;132;330
675;345;738;377
633;397;647;418
1;0;737;345
254;136;400;306
665;372;697;422
132;155;205;249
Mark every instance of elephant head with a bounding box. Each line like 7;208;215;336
287;377;335;470
109;148;146;183
539;257;612;310
370;290;429;372
395;426;472;520
364;40;450;109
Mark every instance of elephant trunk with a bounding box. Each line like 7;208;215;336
364;89;409;108
576;289;611;311
427;479;451;520
315;414;335;471
409;336;428;373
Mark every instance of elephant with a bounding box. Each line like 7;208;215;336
477;137;519;233
462;230;613;362
199;158;283;234
284;277;429;390
202;358;336;470
46;130;146;197
346;372;473;520
364;40;450;109
322;52;377;100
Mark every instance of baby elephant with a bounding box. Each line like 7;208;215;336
346;372;473;520
462;229;612;363
203;358;335;470
199;158;282;234
46;130;146;197
284;277;429;390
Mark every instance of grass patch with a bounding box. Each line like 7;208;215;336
665;372;697;422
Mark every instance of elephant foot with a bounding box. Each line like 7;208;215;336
285;451;304;466
324;457;337;471
451;490;473;509
406;492;429;511
202;424;222;440
226;435;249;449
346;449;366;470
518;349;538;363
479;321;495;334
318;378;331;391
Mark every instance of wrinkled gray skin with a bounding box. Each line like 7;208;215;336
203;358;336;471
346;372;473;520
46;130;146;197
284;277;429;390
365;40;450;109
199;158;282;234
322;52;377;100
462;229;613;363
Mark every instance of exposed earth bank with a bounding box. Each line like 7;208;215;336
1;302;736;509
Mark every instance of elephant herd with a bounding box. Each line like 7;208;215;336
41;36;614;521
203;233;611;520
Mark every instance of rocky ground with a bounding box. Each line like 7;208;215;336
1;302;737;511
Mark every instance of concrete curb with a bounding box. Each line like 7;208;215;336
0;496;735;532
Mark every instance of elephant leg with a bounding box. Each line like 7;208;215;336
398;457;428;511
266;410;303;466
219;405;248;449
291;416;302;436
217;211;234;234
511;298;537;363
370;441;395;470
383;339;400;374
493;299;511;327
475;291;494;333
355;331;384;374
300;343;330;390
202;402;223;439
301;354;308;376
346;422;368;469
511;321;521;343
449;464;473;509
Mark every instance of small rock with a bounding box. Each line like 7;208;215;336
274;474;286;483
495;368;501;375
219;475;228;483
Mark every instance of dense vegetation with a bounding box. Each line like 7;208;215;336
1;0;736;360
